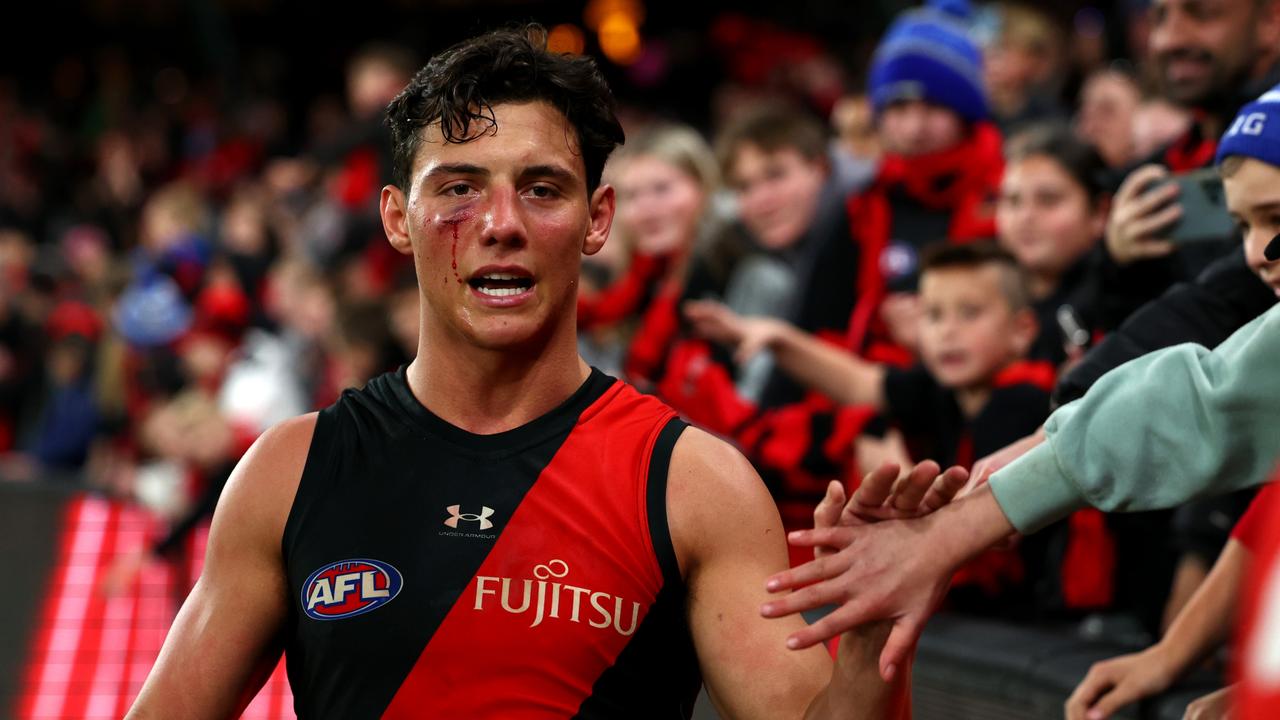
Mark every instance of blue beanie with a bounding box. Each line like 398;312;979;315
868;0;988;123
1215;83;1280;168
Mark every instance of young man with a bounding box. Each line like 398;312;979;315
123;28;967;719
758;84;1280;712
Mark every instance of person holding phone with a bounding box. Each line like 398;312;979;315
1095;0;1280;329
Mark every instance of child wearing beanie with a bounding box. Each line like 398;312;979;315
1218;84;1280;298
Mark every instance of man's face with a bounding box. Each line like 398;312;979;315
918;266;1032;390
1224;156;1280;297
380;101;613;351
1148;0;1261;107
728;144;826;250
877;100;966;157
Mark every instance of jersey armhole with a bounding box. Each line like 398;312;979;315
646;416;688;589
280;405;340;563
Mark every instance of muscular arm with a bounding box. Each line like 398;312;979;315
668;428;898;720
126;414;316;719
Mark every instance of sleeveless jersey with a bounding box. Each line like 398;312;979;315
282;367;701;718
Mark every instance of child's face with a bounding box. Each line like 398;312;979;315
998;154;1105;278
917;266;1034;390
878;100;965;157
1224;157;1280;298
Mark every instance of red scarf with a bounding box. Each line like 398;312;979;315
847;122;1005;360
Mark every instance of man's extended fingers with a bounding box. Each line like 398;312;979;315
766;539;853;592
853;462;899;509
892;460;940;511
814;481;845;558
814;480;845;529
760;578;848;623
879;616;925;683
920;466;969;511
782;596;877;650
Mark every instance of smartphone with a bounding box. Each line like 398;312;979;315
1155;168;1236;244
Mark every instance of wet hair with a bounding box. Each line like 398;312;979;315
384;25;624;195
714;103;828;184
1004;123;1108;206
919;241;1032;311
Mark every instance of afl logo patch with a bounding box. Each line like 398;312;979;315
302;558;403;621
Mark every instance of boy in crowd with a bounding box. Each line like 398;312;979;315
690;243;1090;608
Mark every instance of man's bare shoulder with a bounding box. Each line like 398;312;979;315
212;412;319;549
666;426;783;573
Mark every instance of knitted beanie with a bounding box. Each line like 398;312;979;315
868;0;988;123
1216;83;1280;168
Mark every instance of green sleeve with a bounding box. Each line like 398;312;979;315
990;303;1280;534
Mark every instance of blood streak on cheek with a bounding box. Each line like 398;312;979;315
437;209;475;285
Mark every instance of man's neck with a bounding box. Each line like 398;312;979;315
405;321;591;436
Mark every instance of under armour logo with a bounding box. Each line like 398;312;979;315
444;505;495;530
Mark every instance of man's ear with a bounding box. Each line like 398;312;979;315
583;184;615;257
381;185;413;256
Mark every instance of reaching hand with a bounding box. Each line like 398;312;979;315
763;461;970;682
1064;647;1177;720
812;461;967;556
1105;164;1181;266
683;300;787;364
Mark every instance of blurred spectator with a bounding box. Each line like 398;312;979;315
577;124;722;377
828;94;881;195
983;2;1068;135
1130;95;1192;160
852;0;1001;365
1075;66;1144;169
632;103;847;416
997;125;1108;366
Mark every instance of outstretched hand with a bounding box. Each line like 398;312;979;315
814;460;969;536
764;461;969;681
763;465;1016;683
683;300;786;364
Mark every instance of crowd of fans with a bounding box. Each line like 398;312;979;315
4;0;1280;715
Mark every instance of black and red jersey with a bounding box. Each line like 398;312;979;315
282;367;700;718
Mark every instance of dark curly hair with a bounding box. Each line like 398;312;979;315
384;26;625;195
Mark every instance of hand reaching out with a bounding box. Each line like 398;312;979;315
764;461;970;681
683;300;787;364
1064;648;1177;720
